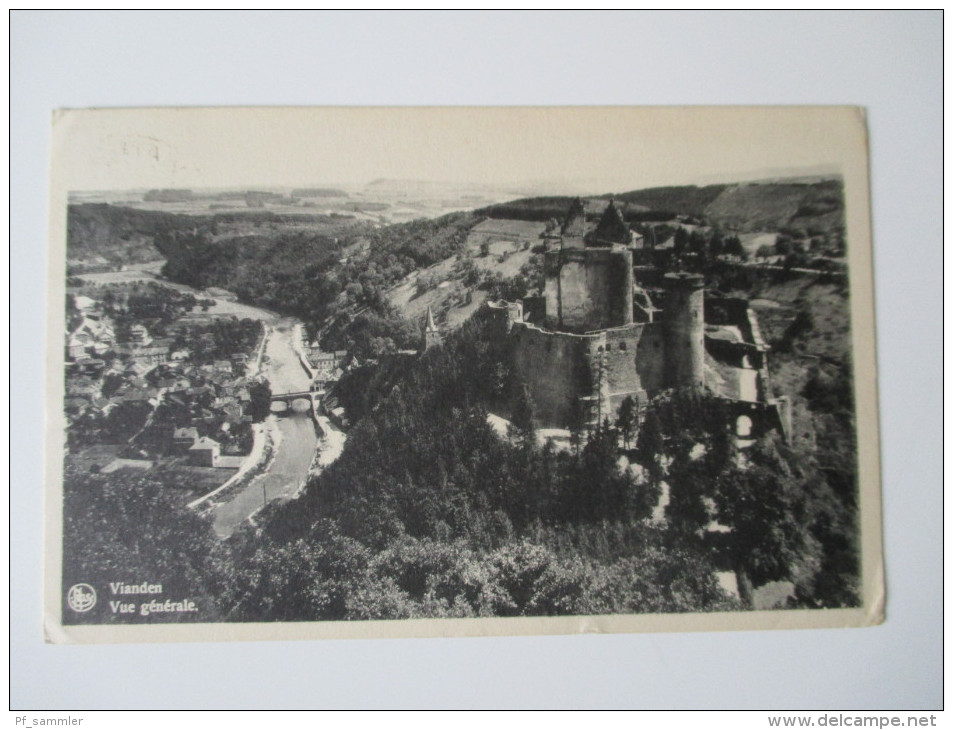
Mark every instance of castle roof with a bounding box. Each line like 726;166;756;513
588;200;633;246
560;197;587;237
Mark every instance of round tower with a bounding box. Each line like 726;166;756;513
662;272;705;391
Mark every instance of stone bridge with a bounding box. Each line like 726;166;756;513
270;390;319;415
271;390;317;404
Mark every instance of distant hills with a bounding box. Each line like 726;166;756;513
292;188;349;198
66;174;845;277
479;177;844;234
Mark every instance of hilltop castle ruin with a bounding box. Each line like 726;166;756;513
487;199;790;439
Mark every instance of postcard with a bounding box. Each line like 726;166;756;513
45;106;882;643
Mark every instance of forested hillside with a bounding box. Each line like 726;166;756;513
155;210;481;348
66;204;203;267
478;178;844;234
606;184;728;217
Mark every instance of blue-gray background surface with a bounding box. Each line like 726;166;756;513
11;10;942;709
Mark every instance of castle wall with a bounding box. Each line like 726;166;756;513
543;248;634;333
600;323;667;418
511;323;598;428
510;319;673;429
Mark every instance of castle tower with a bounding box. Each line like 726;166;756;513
560;197;587;248
662;272;705;391
424;306;442;351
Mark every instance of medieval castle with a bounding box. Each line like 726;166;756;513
487;199;790;439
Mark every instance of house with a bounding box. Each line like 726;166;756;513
190;408;217;426
188;436;221;467
128;324;152;347
310;349;348;369
66;333;92;360
120;388;160;406
66;378;99;399
131;341;171;367
73;295;98;312
172;426;199;453
222;404;245;425
70;357;105;376
69;315;116;356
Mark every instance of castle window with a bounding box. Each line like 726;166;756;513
605;344;611;352
597;346;604;353
736;415;753;438
619;341;627;351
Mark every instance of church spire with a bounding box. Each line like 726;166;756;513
424;306;442;351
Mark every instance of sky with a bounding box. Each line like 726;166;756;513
52;106;863;196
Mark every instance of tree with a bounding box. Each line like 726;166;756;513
635;409;664;484
723;235;746;258
615;395;637;450
62;469;225;624
509;383;536;447
247;379;273;423
712;440;820;590
673;227;689;256
414;275;434;298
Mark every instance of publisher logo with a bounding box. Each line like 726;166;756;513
66;583;97;613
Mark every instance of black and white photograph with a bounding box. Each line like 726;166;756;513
46;106;882;642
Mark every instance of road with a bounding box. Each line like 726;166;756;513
211;320;322;537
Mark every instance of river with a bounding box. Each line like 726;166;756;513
211;320;321;537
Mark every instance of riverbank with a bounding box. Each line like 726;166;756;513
187;416;280;511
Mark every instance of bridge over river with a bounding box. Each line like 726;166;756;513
269;390;320;416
